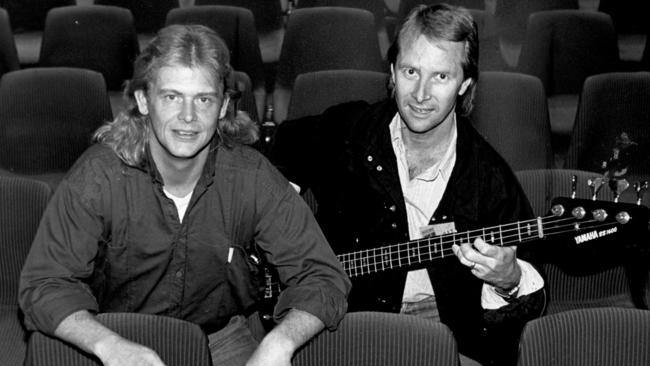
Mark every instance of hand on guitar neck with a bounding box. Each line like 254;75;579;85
452;237;522;291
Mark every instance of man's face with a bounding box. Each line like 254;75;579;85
391;35;472;135
135;65;228;164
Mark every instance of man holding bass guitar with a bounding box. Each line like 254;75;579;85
271;4;545;366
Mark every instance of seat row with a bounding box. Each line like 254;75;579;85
0;67;648;189
2;3;649;126
1;173;648;365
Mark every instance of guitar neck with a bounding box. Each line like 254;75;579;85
338;216;552;277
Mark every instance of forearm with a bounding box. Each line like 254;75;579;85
54;310;121;361
247;309;324;366
54;310;164;366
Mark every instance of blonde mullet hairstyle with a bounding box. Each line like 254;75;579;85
93;107;150;167
93;24;258;167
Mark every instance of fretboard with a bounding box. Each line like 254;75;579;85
338;214;576;277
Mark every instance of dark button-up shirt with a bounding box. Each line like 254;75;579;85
19;142;350;335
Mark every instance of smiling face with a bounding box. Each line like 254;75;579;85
391;34;472;137
135;65;228;166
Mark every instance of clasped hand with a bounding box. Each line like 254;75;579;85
452;237;521;290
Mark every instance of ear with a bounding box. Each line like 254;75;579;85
458;78;473;96
134;90;149;115
219;94;230;119
390;63;396;84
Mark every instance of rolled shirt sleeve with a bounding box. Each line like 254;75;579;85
251;157;351;330
19;160;106;334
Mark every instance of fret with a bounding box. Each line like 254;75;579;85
428;237;433;261
517;221;522;242
372;247;378;273
353;251;359;277
359;252;368;274
397;243;402;267
466;231;470;244
439;235;444;257
339;254;347;274
381;247;389;270
406;241;412;266
417;240;422;263
499;224;504;246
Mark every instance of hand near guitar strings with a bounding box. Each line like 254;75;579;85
452;238;521;291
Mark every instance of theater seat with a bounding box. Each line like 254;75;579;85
293;311;459;366
518;307;650;366
287;69;389;120
273;7;385;123
0;176;52;366
470;71;553;171
0;67;113;188
39;5;139;91
24;313;213;366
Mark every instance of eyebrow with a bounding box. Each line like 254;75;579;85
156;88;220;98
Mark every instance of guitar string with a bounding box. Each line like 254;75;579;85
340;218;615;276
338;214;561;264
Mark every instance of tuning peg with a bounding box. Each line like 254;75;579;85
587;177;606;201
592;209;608;222
571;175;577;199
615;211;631;224
551;204;565;217
634;181;648;205
572;206;586;220
609;178;630;203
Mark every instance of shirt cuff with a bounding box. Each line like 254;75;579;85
481;259;544;310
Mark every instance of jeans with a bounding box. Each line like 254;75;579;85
207;315;260;366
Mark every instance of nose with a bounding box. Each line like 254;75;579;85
412;78;431;103
179;99;196;123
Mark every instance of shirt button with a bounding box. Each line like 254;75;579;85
175;270;183;278
376;165;383;172
367;155;373;162
389;205;396;212
391;223;397;229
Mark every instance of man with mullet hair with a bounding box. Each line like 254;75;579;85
272;4;545;365
20;24;350;366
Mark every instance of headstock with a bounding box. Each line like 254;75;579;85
545;168;650;253
548;197;649;246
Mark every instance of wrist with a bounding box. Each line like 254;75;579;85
494;264;522;300
93;333;122;361
494;282;520;300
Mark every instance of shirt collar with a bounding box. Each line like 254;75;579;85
388;112;457;182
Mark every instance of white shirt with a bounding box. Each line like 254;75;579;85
163;187;192;223
389;112;543;309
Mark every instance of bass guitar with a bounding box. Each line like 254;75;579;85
260;197;649;321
